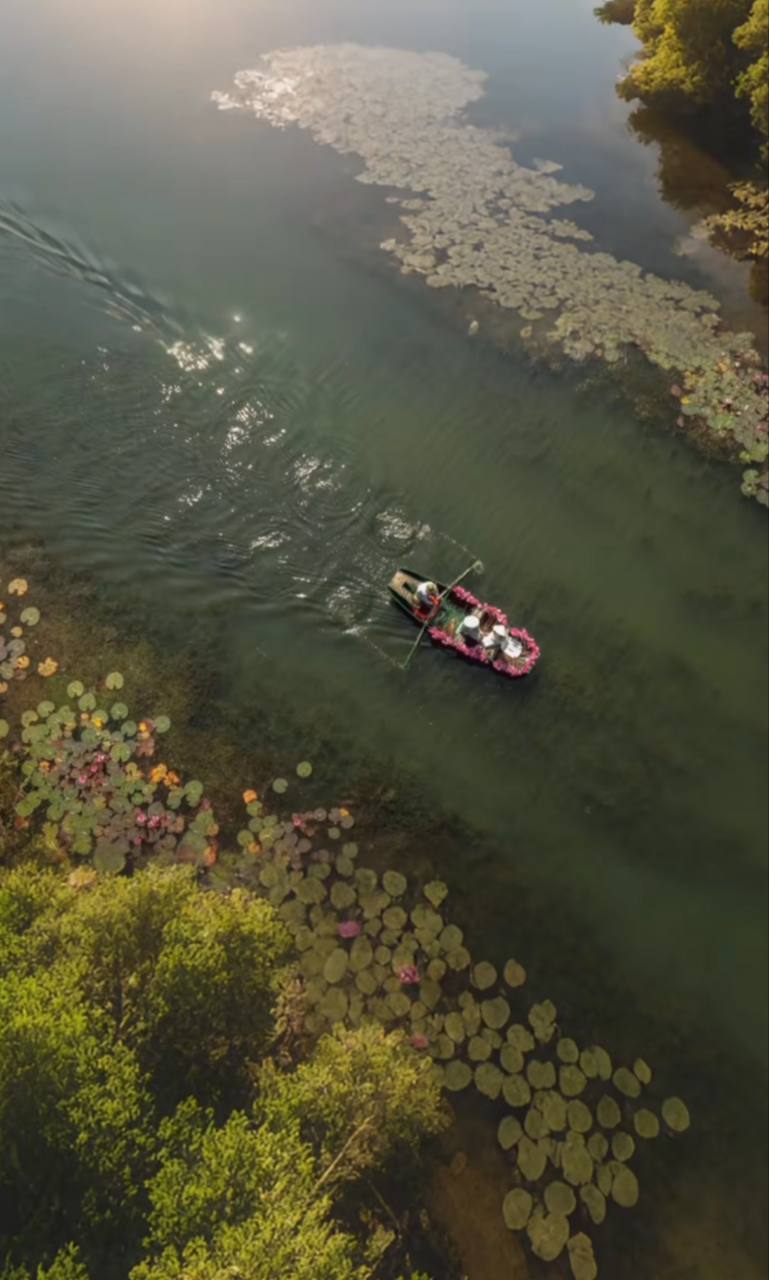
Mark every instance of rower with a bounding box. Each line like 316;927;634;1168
457;613;482;646
415;579;440;611
483;622;509;656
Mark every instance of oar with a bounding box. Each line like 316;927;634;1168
402;560;483;670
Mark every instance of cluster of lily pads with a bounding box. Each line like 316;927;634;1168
243;831;690;1280
212;44;768;501
1;577;59;741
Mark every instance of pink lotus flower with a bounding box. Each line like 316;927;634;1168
399;965;420;986
135;811;147;825
337;920;361;939
410;1034;429;1050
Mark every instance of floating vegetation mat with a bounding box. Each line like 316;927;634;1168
1;577;691;1279
212;45;768;503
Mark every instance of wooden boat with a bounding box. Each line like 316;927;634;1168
389;567;540;678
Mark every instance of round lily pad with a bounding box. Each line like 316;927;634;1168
439;923;463;950
502;1187;532;1231
507;1024;535;1053
319;987;348;1023
633;1108;660;1140
633;1057;652;1085
471;961;497;990
566;1100;592;1134
528;1000;557;1042
561;1135;593;1187
444;1060;472;1091
423;879;448;907
444;1012;466;1044
613;1067;641;1099
526;1060;556;1090
502;1074;531;1108
93;844;126;875
517;1135;547;1182
66;681;85;699
481;996;510;1030
527;1209;569;1262
330;881;357;910
105;672;124;690
498;1115;523;1150
544;1181;576;1216
580;1045;612;1080
446;944;471;971
0;720;9;740
610;1164;639;1208
20;607;40;626
503;957;526;988
662;1096;691;1133
323;948;349;984
597;1095;621;1129
557;1038;579;1064
467;1035;491;1062
524;1107;548;1140
595;1163;612;1197
382;869;407;897
587;1132;608;1162
296;761;313;778
500;1044;524;1074
579;1184;606;1226
568;1231;598;1280
474;1062;503;1099
611;1131;635;1162
559;1065;587;1097
536;1090;567;1132
383;905;407;931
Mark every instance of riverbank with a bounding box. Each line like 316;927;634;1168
2;547;766;1280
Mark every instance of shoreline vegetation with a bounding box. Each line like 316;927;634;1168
1;567;701;1280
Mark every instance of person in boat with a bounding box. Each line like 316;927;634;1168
415;579;440;613
482;622;510;658
457;613;483;646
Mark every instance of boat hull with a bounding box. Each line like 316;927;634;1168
389;568;540;679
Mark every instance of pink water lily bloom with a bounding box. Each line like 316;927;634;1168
337;920;361;939
399;965;420;986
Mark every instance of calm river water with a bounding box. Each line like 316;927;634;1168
1;1;767;1275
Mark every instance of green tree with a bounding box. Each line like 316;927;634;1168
622;0;753;104
0;1246;90;1280
734;0;769;142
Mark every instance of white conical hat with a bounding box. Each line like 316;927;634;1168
463;614;480;631
493;623;508;640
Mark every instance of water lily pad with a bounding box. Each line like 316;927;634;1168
611;1131;635;1162
319;987;348;1023
527;1208;569;1262
110;702;128;721
633;1057;652;1085
536;1090;568;1132
387;990;412;1018
613;1067;641;1099
566;1100;592;1134
517;1135;547;1182
597;1095;621;1129
93;843;126;875
154;715;171;734
527;1060;556;1090
427;958;446;982
20;607;40;626
587;1132;608;1162
503;957;527;988
356;867;378;893
105;672;124;690
296;761;313;778
507;1024;535;1053
445;944;471;971
502;1074;532;1107
561;1135;593;1187
475;1062;503;1099
579;1184;606;1226
445;1012;466;1044
610;1163;639;1208
481;996;510;1030
330;881;357;910
524;1107;549;1140
662;1096;691;1133
382;869;407;897
323;948;349;984
424;879;448;907
560;1065;587;1098
580;1045;612;1080
557;1038;579;1064
568;1231;598;1280
502;1187;533;1230
500;1043;524;1074
633;1108;660;1139
296;875;326;904
468;1034;492;1061
498;1115;523;1150
272;777;288;794
355;969;378;995
528;1000;557;1042
382;905;407;931
444;1060;472;1091
0;720;10;739
439;923;463;950
596;1163;612;1197
545;1181;576;1216
471;961;497;990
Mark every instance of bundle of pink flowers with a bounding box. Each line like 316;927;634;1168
429;599;541;678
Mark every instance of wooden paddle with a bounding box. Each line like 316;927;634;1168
401;560;483;670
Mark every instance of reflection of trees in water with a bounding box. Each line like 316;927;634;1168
628;105;769;305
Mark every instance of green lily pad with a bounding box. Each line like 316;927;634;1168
154;715;171;734
527;1208;569;1262
296;761;313;778
498;1115;523;1150
439;923;464;950
568;1231;599;1280
566;1100;592;1134
468;1034;491;1061
502;1074;531;1108
500;1043;524;1074
536;1090;567;1132
67;680;85;699
633;1108;660;1140
444;1060;472;1091
516;1135;547;1181
559;1065;587;1098
382;869;407;897
272;777;288;794
20;607;40;626
330;881;357;910
524;1107;549;1140
110;702;128;721
446;944;471;971
507;1024;535;1053
526;1060;556;1090
557;1038;579;1064
662;1096;691;1133
444;1012;466;1044
502;1187;533;1230
597;1096;621;1129
580;1045;612;1080
0;720;9;739
579;1184;606;1226
105;672;124;690
544;1181;576;1216
633;1057;653;1085
611;1131;635;1162
528;1000;557;1042
613;1067;641;1099
423;879;448;907
474;1062;503;1099
93;843;126;875
503;957;526;988
587;1132;609;1161
610;1163;639;1208
471;961;497;990
561;1135;594;1187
